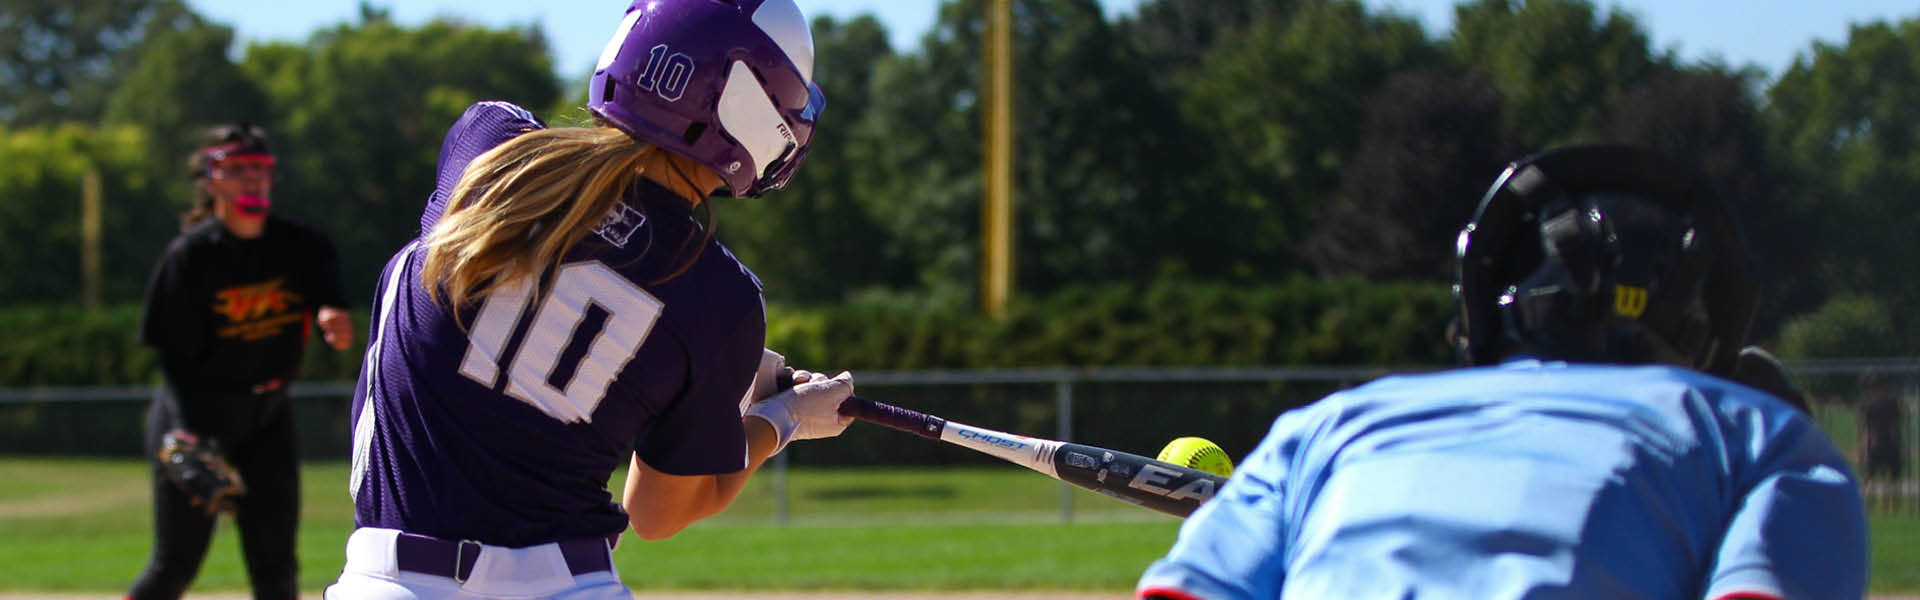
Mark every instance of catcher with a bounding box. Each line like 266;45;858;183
1137;145;1866;600
128;122;354;600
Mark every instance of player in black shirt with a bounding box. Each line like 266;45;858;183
129;123;355;600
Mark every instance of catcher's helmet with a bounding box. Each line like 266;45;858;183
1452;144;1755;373
588;0;825;198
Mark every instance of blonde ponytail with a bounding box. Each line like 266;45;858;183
420;126;714;315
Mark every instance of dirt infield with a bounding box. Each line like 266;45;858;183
0;592;1912;596
3;593;1915;599
0;594;1127;599
639;595;1121;599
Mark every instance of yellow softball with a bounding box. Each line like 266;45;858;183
1156;436;1234;477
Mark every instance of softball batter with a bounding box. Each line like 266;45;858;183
328;1;850;597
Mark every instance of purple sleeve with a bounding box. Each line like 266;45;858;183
1702;417;1868;600
420;101;546;234
632;318;765;476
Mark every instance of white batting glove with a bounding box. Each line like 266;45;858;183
744;370;855;455
737;348;787;415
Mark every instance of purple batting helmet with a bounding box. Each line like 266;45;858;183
588;0;825;198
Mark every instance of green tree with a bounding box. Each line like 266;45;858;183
1120;0;1296;76
1448;0;1664;147
711;14;908;304
1766;18;1920;339
1777;295;1906;358
1181;0;1437;278
1300;66;1511;281
0;125;165;304
852;0;1215;298
0;0;195;124
240;10;562;300
847;13;977;296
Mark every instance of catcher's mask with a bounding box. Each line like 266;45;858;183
1452;144;1755;374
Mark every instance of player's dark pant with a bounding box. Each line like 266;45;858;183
129;387;300;600
1865;438;1906;480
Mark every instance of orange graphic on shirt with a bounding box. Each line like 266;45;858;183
212;279;306;340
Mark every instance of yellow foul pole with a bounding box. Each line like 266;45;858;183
982;0;1014;317
82;169;103;311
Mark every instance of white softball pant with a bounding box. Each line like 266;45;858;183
326;527;632;599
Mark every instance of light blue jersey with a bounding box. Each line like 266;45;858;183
1137;359;1867;600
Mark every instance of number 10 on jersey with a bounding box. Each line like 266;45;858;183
459;261;663;424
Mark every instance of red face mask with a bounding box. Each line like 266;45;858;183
233;193;271;217
205;149;275;218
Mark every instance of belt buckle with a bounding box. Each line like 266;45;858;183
453;539;481;584
250;378;284;394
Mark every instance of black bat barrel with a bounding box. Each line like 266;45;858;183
1051;442;1227;518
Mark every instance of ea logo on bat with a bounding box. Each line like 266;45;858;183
1128;464;1217;502
957;429;1027;450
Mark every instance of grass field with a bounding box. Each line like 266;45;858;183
0;457;1913;595
0;458;1181;594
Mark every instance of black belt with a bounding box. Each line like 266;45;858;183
393;532;615;584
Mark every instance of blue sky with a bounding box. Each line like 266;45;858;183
186;0;1919;80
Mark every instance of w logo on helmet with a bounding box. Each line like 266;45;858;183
1613;285;1650;319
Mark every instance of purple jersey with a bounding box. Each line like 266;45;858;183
348;101;766;547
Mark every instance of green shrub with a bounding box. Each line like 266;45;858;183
0;278;1456;386
790;278;1455;370
1777;295;1907;359
0;305;151;386
0;304;371;386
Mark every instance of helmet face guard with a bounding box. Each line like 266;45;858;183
587;0;824;198
1453;145;1755;373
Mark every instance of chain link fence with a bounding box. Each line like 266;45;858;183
3;361;1914;517
1786;360;1920;513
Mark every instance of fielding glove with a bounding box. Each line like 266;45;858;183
156;429;247;517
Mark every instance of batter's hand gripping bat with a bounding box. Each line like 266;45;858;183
836;396;1227;518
